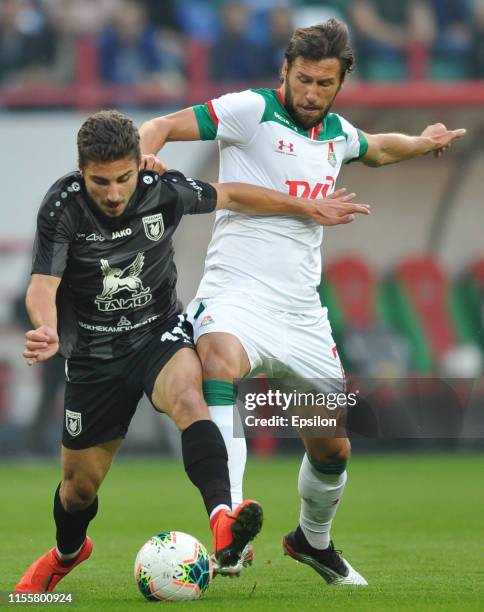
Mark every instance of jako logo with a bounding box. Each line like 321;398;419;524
112;228;132;240
278;140;295;153
285;177;335;199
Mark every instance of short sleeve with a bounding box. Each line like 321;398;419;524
338;115;369;163
162;171;218;216
193;90;266;146
31;183;74;278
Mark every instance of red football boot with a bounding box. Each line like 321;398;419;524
212;500;262;576
15;537;93;593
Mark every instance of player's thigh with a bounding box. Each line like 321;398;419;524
197;332;250;380
285;309;344;383
142;314;206;428
63;359;142;451
285;311;349;462
187;299;275;378
150;347;209;429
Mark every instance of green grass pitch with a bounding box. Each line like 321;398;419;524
1;453;483;611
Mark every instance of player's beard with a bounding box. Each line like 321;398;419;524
284;85;339;130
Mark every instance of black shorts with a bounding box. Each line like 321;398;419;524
62;314;193;450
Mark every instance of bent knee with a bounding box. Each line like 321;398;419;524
170;387;208;429
197;335;247;380
308;438;351;465
328;444;351;465
200;350;239;381
61;475;99;511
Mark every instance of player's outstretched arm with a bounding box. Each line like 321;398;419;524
24;274;61;366
139;108;201;155
213;183;370;226
362;123;466;167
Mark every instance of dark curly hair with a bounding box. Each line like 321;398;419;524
284;19;355;80
77;109;140;167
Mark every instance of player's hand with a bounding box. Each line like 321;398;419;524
140;154;167;175
421;123;466;158
23;325;59;366
304;189;371;226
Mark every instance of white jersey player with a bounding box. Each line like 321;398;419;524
193;87;367;313
140;19;465;585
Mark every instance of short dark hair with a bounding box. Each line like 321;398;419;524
77;110;140;167
284;19;355;79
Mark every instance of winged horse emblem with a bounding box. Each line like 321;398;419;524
96;253;150;301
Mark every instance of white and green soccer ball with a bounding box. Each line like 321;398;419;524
134;531;213;601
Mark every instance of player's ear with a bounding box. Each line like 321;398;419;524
281;59;288;83
78;160;84;176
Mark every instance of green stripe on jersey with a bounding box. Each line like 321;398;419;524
193;104;217;140
252;88;349;142
254;88;305;134
203;380;236;406
323;114;346;142
194;302;206;321
345;129;369;163
358;130;369;158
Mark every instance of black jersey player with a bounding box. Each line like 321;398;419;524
15;110;369;593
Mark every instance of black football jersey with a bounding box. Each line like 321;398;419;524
31;170;217;359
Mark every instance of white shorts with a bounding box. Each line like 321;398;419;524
187;298;345;386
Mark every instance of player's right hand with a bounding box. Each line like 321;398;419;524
306;188;371;226
140;153;167;175
23;325;59;366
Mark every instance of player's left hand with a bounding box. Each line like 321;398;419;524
140;154;167;175
421;123;466;158
305;189;371;226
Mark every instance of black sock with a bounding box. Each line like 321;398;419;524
295;525;329;554
295;525;313;551
53;483;98;555
181;420;231;516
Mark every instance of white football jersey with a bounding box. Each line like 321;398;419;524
193;88;368;311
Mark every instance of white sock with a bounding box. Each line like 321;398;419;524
209;503;231;522
56;543;83;560
209;404;247;510
298;453;347;550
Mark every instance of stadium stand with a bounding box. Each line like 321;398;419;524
319;257;410;377
455;259;484;352
1;0;483;100
382;256;481;375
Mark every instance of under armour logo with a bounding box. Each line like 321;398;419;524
278;140;294;153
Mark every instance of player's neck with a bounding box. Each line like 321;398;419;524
276;88;286;108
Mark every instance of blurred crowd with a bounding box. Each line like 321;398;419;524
1;0;484;91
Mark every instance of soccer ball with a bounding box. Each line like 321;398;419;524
134;531;213;601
